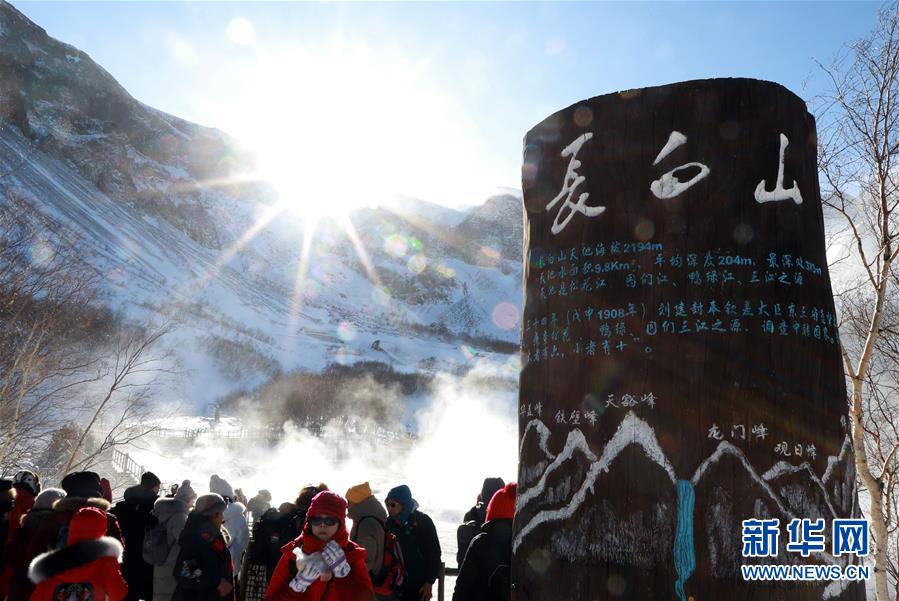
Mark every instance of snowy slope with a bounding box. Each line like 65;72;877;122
0;1;523;407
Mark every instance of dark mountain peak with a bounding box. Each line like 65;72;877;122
464;191;521;223
0;1;265;248
454;192;523;262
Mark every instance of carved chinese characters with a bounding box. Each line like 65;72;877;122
515;79;862;601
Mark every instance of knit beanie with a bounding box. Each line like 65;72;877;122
385;484;413;508
385;484;416;525
345;482;372;504
13;470;40;496
33;487;66;511
68;507;108;545
140;471;161;489
306;491;347;520
195;493;226;517
209;475;235;500
174;479;197;504
485;482;517;522
61;471;103;499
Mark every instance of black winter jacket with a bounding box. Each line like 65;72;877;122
387;510;441;600
451;519;512;601
111;484;158;600
171;513;234;601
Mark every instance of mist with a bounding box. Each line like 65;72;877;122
124;361;518;522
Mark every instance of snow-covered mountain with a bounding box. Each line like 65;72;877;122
0;1;523;406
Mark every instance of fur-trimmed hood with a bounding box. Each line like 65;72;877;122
53;496;111;514
153;496;189;523
21;506;55;528
28;537;123;583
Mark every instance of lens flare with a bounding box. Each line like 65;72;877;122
335;346;349;365
480;246;501;262
30;240;54;266
491;302;520;331
435;263;456;279
303;280;321;300
460;345;476;361
337;321;357;342
504;354;522;375
407;254;428;274
384;234;408;258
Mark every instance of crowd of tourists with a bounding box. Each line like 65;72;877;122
0;469;516;601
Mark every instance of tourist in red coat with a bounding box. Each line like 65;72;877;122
265;491;375;601
28;506;128;601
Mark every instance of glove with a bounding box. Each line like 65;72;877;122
290;549;324;592
322;540;351;578
290;561;323;592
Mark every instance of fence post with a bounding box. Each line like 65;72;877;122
438;562;445;601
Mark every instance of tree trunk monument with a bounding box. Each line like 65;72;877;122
514;79;865;601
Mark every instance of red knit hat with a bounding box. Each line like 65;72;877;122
485;482;517;522
307;490;347;520
68;507;108;545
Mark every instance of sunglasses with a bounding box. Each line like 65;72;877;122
308;516;339;527
385;501;402;508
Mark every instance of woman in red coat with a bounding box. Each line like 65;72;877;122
265;491;374;601
28;506;128;601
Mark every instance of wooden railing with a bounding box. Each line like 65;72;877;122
437;563;460;601
111;447;145;483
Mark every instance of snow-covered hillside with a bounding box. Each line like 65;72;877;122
0;1;523;407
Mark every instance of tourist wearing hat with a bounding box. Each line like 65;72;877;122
51;471;124;546
457;477;504;567
4;470;41;548
4;488;65;601
28;506;128;601
264;491;375;600
346;482;387;577
452;483;517;601
151;480;196;601
112;471;161;601
384;485;441;601
10;472;123;601
172;493;234;601
210;475;250;580
247;490;272;523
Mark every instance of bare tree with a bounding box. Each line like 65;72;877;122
817;4;899;598
62;323;174;475
0;197;110;473
0;181;176;481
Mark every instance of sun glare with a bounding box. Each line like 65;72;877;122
221;39;495;218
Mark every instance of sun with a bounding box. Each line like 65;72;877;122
220;39;494;219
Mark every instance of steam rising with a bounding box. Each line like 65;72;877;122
125;362;517;521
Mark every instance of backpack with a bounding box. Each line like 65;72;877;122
358;516;405;597
485;529;512;601
142;520;171;566
456;521;480;566
486;563;511;601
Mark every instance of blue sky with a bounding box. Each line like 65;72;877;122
13;1;880;209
